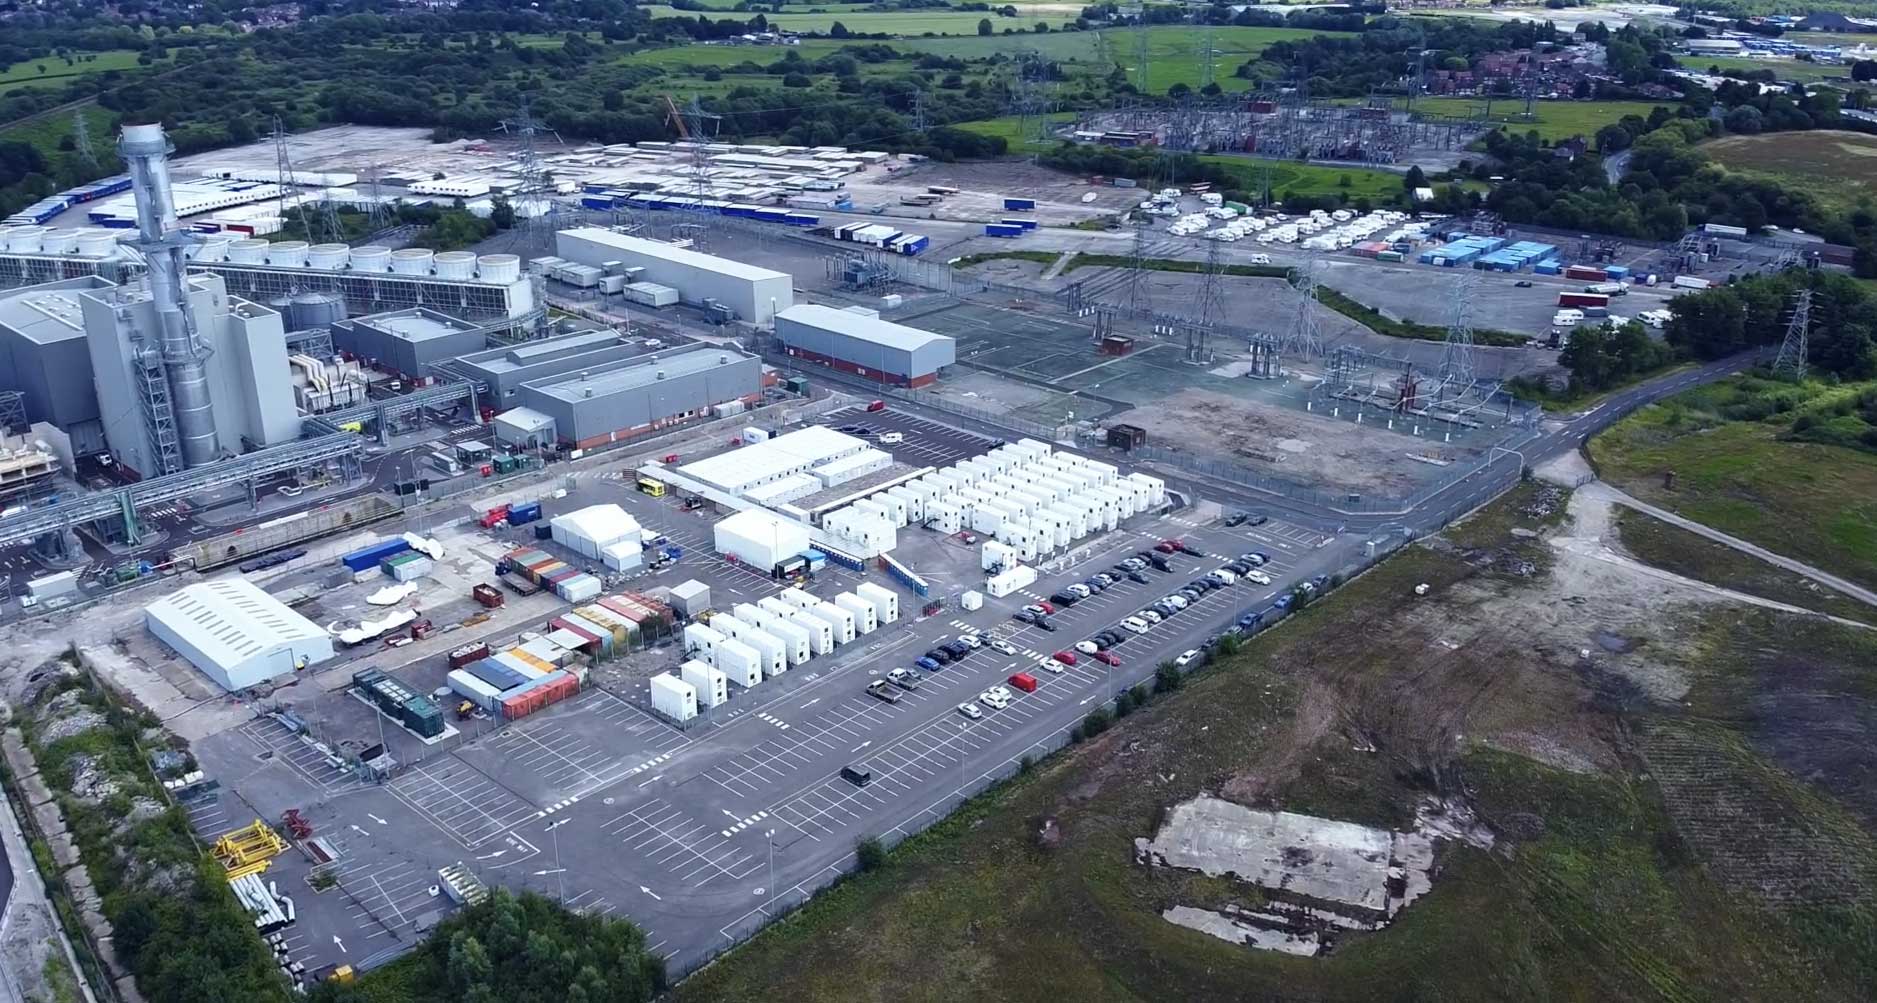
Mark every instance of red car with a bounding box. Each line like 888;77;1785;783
1037;600;1056;614
1007;672;1038;693
1052;650;1077;666
1154;541;1180;553
662;453;681;464
865;400;887;412
1093;650;1120;667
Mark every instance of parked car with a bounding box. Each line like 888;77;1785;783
1175;648;1202;667
887;668;922;690
1074;640;1099;655
1224;512;1248;527
1127;571;1149;584
1067;583;1093;599
925;648;954;665
1154;541;1180;554
841;765;873;786
943;640;972;659
956;702;983;720
916;656;941;672
866;680;902;704
1034;617;1058;632
990;639;1017;656
1050;591;1081;607
1239;552;1269;567
1052;650;1078;666
1247;514;1269;527
1007;672;1039;694
1244;570;1272;586
1275;594;1295;609
956;633;983;649
1121;617;1151;635
980;688;1012;710
1140;610;1163;624
1013;609;1040;625
879;432;904;444
1176;541;1205;556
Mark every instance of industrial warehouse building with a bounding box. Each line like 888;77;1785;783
0;276;113;454
451;328;655;403
678;425;872;497
144;578;335;691
556;227;795;324
774;304;955;388
516;345;762;449
330;307;491;380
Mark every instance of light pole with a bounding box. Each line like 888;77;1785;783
764;828;777;917
546;818;568;901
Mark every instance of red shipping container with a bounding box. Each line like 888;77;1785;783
550;618;601;650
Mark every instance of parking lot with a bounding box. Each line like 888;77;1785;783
175;399;1356;984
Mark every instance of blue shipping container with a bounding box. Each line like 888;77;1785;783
340;538;412;572
508;502;542;525
466;658;529;692
1003;197;1036;211
985;224;1022;238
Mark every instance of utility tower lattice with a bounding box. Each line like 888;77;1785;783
1438;271;1479;394
1772;288;1812;380
1281;258;1323;358
1195;236;1227;330
1123;224;1154;324
499;96;562;248
272;117;321;244
911;89;928;134
71;110;99;170
0;391;26;436
1127;4;1150;93
1197;23;1216;92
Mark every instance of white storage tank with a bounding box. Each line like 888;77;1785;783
348;245;392;272
681;660;729;708
856;582;899;624
269;240;309;267
478;253;521;283
307;243;350;269
834;593;877;635
712;637;763;688
224;238;269;263
391;247;434;275
195;235;231;262
433;250;477;280
650;673;698;722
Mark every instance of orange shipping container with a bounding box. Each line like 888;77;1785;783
506;648;555;674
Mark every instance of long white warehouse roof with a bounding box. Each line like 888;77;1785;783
679;425;868;492
776;303;954;354
144;579;327;670
557;226;790;284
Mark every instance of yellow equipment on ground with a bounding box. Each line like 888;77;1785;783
213;819;288;871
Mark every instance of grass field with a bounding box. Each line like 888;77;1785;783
899;25;1353;92
0;49;154;95
1404;96;1677;142
1589;375;1877;592
1615;508;1877;626
1680;54;1852;83
1707;130;1877;213
673;484;1877;1002
635;7;1075;34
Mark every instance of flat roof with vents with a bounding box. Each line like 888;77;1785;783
144;579;335;691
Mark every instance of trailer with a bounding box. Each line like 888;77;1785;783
1557;292;1610;309
1671;275;1711;290
1002;197;1036;211
984;223;1024;238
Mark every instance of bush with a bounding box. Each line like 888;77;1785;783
855;836;886;872
1019;754;1034;773
1128;683;1149;707
1154;661;1183;693
1069;724;1085;743
1081;708;1112;738
1115;690;1137;717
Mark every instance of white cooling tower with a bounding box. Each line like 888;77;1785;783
432;251;476;280
307;243;350;269
476;253;520;283
268;240;309;267
74;230;120;258
391;248;434;275
225;238;269;263
194;236;231;262
348;245;391;272
6;227;46;253
38;228;79;254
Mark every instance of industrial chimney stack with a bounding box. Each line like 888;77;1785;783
118;123;220;467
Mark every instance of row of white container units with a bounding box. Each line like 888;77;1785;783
650;583;900;722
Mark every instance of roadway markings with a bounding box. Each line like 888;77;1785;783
602;798;764;888
387;757;541;850
237;717;370;795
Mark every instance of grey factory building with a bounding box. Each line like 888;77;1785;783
448;327;658;403
555;227;794;324
0;276;113;454
514;345;762;450
774;303;956;388
330;307;490;380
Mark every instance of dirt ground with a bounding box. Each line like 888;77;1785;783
1122;387;1477;496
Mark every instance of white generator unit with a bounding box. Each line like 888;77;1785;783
735;603;812;665
711;637;763;688
680;660;728;709
857;582;899;624
961;590;983;611
803;602;855;645
650;673;698;723
834;593;878;635
683;623;725;658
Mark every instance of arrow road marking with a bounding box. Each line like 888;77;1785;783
332;935;347;953
800;697;820;709
368;813;387;825
640;886;662;901
851;740;872;753
475;850;507;860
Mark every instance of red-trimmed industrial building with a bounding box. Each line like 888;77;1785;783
774;303;956;388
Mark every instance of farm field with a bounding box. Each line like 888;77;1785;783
673;483;1877;1003
634;7;1075;34
1407;96;1677;141
900;25;1354;92
1679;54;1852;82
1706;130;1877;213
1589;374;1877;592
